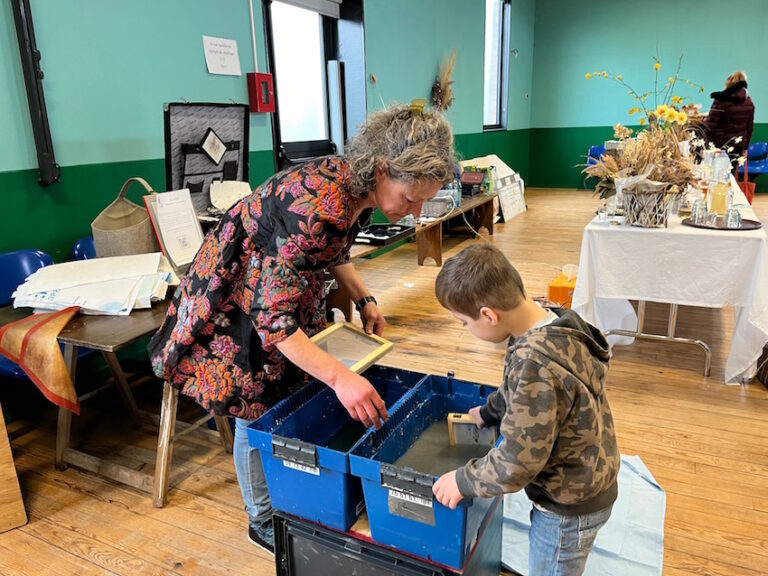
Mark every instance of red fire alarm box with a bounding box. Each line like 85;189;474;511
247;72;275;113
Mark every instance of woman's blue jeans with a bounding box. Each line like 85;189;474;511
233;417;272;528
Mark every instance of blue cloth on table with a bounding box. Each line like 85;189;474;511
502;454;665;575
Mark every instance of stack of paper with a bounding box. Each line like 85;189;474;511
12;253;175;316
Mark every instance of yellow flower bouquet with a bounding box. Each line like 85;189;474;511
582;55;706;227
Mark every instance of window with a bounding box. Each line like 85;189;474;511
483;0;510;129
264;0;365;170
270;2;329;143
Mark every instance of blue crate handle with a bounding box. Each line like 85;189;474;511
272;435;318;467
380;463;434;500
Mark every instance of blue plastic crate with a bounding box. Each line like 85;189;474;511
349;374;501;570
247;365;425;531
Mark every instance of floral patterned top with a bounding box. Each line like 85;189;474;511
148;157;366;420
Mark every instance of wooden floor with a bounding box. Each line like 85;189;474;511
3;189;768;575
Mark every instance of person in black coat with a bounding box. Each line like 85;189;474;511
705;70;755;157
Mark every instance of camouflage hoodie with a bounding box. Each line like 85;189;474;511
455;309;619;515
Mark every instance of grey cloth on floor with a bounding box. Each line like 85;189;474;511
502;455;665;575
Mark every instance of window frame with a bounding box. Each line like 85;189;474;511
483;0;511;132
263;0;338;171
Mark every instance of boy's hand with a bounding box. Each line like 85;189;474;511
469;406;486;428
432;470;464;509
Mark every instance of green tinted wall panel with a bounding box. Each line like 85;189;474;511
0;152;275;260
0;0;272;172
455;129;530;182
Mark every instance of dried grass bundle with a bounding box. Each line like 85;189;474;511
432;50;456;111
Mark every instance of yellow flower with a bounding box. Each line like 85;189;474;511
664;107;677;122
671;95;683;104
668;76;675;83
654;62;661;70
677;111;688;124
617;74;623;80
656;104;670;117
585;73;592;79
627;107;639;115
639;117;646;125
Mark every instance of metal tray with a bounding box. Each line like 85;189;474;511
681;217;763;231
354;224;414;246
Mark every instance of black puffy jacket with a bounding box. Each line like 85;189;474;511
704;80;755;154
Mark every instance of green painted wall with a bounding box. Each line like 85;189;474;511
0;152;274;260
363;0;484;134
1;0;536;259
528;0;768;189
1;0;272;171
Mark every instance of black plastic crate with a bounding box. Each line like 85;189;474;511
273;502;502;576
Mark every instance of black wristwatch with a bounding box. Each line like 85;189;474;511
355;295;377;312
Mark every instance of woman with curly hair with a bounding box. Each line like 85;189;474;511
148;105;455;552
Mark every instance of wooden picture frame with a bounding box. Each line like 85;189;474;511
310;322;393;374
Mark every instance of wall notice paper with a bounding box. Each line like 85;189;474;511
202;35;241;76
12;254;173;316
147;189;205;271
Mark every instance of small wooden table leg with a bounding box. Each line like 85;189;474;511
153;381;179;508
212;414;234;453
102;351;142;427
417;225;443;266
475;200;495;235
55;344;77;470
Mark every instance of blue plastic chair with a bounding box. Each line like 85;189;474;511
70;236;96;260
587;144;605;166
738;141;768;176
0;249;55;379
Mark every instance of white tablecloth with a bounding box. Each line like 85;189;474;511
572;184;768;383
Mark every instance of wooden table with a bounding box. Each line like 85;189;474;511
0;303;233;507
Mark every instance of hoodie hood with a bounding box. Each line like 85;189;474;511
711;81;748;103
508;309;610;395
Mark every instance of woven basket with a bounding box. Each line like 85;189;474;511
622;186;679;228
91;177;160;257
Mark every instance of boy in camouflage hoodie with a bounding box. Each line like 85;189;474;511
432;244;619;576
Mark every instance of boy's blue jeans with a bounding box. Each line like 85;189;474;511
233;418;272;529
529;502;613;576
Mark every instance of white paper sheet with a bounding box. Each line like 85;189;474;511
156;189;205;268
202;35;242;76
210;180;252;212
20;253;161;294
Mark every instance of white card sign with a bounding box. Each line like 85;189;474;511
202;35;242;76
497;174;527;222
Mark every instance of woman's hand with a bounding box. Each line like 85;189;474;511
360;302;386;335
332;370;388;429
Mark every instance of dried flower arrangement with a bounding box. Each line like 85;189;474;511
431;50;456;111
582;55;705;201
580;55;717;227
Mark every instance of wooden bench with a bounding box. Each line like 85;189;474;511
415;193;496;266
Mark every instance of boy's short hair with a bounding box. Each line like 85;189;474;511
435;243;526;318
